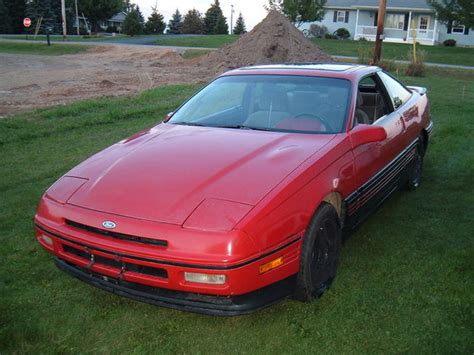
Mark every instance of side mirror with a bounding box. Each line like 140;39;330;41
164;112;174;122
349;124;387;148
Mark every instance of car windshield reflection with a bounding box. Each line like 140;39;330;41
168;75;352;134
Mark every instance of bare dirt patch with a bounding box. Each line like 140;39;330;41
0;12;333;117
0;45;213;117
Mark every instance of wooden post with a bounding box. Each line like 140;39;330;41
373;0;386;63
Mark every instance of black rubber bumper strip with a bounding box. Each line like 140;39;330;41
55;257;297;316
36;223;301;270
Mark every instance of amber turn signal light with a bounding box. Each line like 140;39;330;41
259;257;284;274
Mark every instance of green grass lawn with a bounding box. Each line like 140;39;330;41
1;70;473;353
155;34;239;48
312;38;474;66
0;34;127;42
181;48;214;59
0;41;92;55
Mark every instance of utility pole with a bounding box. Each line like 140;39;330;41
61;0;67;39
373;0;386;63
230;4;235;35
75;0;80;36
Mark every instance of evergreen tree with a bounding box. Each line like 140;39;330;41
122;6;144;36
204;0;227;34
145;10;165;34
0;0;12;34
213;14;228;34
4;0;27;33
167;9;182;34
122;0;133;12
233;12;247;34
26;0;62;33
182;9;205;34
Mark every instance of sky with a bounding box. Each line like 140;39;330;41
135;0;268;31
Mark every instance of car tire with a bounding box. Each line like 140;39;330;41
406;137;425;191
294;203;342;302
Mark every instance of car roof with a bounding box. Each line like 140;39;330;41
221;63;380;81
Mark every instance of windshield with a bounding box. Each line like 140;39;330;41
168;75;352;134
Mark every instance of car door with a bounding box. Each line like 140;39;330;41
346;73;409;226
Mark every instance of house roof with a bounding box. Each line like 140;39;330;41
108;12;127;22
326;0;434;11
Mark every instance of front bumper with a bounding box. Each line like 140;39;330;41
35;211;301;315
55;257;296;316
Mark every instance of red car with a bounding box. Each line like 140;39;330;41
35;64;433;315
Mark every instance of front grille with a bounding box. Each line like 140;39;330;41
65;219;168;247
63;244;168;279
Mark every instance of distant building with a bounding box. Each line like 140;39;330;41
99;12;127;32
301;0;473;46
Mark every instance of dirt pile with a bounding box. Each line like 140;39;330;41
199;10;333;71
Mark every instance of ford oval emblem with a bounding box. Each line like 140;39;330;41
102;221;116;229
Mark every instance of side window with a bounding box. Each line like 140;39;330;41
354;75;390;126
377;72;412;109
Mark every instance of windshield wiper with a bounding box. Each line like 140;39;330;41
171;121;207;127
171;122;273;132
217;124;274;131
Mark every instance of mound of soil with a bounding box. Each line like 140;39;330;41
199;10;333;71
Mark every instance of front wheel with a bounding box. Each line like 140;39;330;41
295;203;342;302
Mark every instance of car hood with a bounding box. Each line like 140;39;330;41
67;123;335;225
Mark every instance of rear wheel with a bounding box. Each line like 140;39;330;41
295;203;342;301
406;137;425;191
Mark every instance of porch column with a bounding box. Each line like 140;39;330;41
407;11;412;41
433;18;438;44
355;9;360;39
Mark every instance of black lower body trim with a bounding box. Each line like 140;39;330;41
55;258;296;316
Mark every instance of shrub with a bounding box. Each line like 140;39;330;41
405;63;425;76
324;33;337;40
378;59;398;72
105;26;117;33
406;49;426;76
443;39;456;47
335;28;350;39
308;24;328;38
357;46;373;64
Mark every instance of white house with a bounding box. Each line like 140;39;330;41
301;0;473;46
99;12;127;32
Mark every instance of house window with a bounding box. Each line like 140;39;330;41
452;22;465;33
384;13;405;29
337;11;346;22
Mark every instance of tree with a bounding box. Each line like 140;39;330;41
26;0;62;33
204;0;228;34
233;12;247;34
145;10;165;34
0;0;12;34
78;0;124;33
167;9;183;34
265;0;283;12
3;0;27;33
122;6;144;36
265;0;326;28
428;0;474;29
182;9;205;34
214;13;228;34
